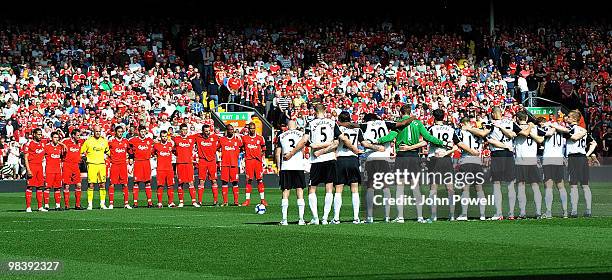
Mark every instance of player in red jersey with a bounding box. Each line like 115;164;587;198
218;124;243;206
24;128;46;212
61;129;83;210
194;124;220;205
45;132;65;210
240;123;268;206
108;126;131;209
128;125;154;208
153;130;175;208
45;132;65;211
173;123;200;208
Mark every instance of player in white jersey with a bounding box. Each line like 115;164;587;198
284;104;360;225
426;109;458;221
454;117;487;221
514;111;546;219
539;115;568;218
275;121;307;226
356;113;423;223
550;110;597;217
320;111;385;225
467;106;524;220
360;114;395;223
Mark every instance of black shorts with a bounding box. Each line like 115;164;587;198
490;150;515;182
568;154;589;185
395;151;422;174
516;165;542;184
279;170;306;190
427;156;454;174
334;156;361;186
309;160;336;187
459;163;484;175
458;164;485;186
365;160;390;185
543;165;564;182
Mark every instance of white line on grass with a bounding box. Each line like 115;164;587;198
0;224;250;234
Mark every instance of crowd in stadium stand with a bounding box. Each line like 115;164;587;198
0;18;610;179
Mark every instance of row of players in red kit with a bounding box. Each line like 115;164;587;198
23;122;268;211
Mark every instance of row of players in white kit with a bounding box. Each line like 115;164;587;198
274;105;596;225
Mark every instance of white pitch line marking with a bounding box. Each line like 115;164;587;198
0;224;254;233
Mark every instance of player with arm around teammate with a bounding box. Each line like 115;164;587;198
329;111;386;224
550;110;597;218
514;111;546;219
426;109;459;221
454;117;487;221
538;115;568;218
283;103;362;225
276;120;307;226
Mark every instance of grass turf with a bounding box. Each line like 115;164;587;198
0;183;611;279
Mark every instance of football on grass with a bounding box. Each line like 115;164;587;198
255;204;266;215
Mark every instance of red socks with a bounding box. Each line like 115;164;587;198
167;187;174;204
109;185;115;205
257;182;265;194
197;184;204;204
178;187;184;203
43;189;50;205
145;185;152;204
75;188;82;207
54;189;61;205
133;186;139;205
36;189;43;208
212;185;218;203
123;186;129;205
157;187;163;204
188;186;196;203
222;186;229;204
232;186;239;204
245;183;252;195
25;188;32;209
63;189;70;207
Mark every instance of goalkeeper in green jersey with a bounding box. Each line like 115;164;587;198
374;104;444;224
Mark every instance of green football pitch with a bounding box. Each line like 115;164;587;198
1;183;612;279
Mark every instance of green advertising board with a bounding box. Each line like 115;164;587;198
218;112;254;129
527;107;560;117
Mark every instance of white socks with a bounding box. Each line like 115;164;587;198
517;183;526;216
322;192;333;220
413;185;423;219
429;189;437;218
583;186;592;213
396;185;405;219
532;184;542;216
297;198;305;221
308;193;318;220
507;182;516;216
281;199;289;221
570;186;579;214
333;193;342;221
493;184;503;216
545;186;553;216
476;188;486;217
383;188;391;218
366;188;374;218
558;185;568;214
352;192;360;220
447;187;455;218
461;188;469;216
